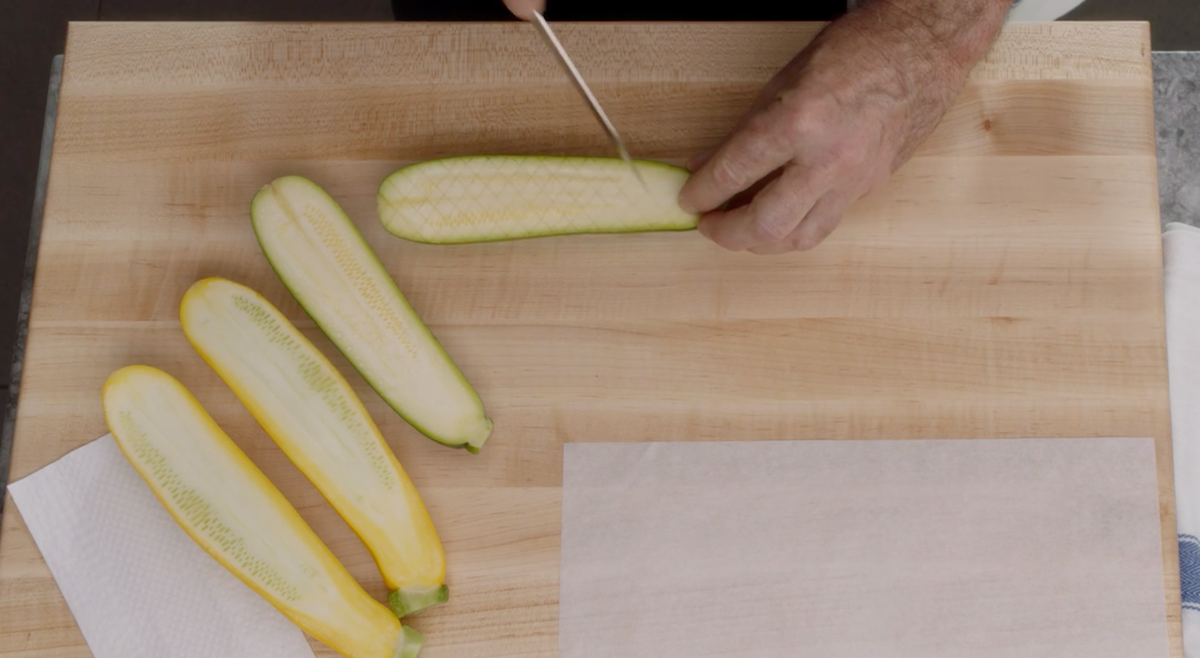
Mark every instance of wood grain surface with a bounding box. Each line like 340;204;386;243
0;20;1178;657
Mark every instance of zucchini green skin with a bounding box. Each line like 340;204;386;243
250;175;492;453
376;155;700;245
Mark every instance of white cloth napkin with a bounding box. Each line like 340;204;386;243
1165;222;1200;657
7;433;316;658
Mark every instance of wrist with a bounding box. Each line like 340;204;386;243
813;0;1013;168
863;0;1014;75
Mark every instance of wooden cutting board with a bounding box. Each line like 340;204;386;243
0;20;1178;657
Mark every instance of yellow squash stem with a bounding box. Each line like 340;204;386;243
102;365;425;658
179;277;448;617
250;175;492;453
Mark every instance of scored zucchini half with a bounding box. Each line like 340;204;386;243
376;155;699;244
102;365;425;658
251;175;492;453
180;277;449;618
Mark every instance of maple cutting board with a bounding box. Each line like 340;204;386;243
0;20;1178;657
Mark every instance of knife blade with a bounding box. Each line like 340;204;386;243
530;10;648;190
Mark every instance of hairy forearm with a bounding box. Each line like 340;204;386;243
851;0;1015;77
788;0;1013;166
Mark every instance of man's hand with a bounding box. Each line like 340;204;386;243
503;0;545;20
678;0;1015;254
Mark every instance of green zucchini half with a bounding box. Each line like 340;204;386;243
251;175;492;453
376;155;699;244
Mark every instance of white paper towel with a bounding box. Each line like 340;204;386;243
1164;222;1200;657
7;433;316;658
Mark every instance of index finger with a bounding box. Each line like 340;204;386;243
677;110;795;215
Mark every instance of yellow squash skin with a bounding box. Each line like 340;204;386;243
102;365;425;658
179;277;448;616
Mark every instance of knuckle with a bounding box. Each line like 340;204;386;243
826;139;868;169
779;123;805;149
749;109;797;152
777;96;827;145
778;108;812;146
710;156;748;192
746;109;777;135
753;212;796;243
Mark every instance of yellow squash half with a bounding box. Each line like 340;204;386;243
180;277;448;617
102;365;425;658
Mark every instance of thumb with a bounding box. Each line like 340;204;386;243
503;0;546;20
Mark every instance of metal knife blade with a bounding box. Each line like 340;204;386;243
530;11;648;190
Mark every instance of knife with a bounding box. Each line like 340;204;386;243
530;10;648;189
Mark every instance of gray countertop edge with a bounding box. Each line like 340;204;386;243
1;54;60;524
1154;51;1200;229
0;51;1197;528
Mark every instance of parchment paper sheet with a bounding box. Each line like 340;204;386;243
559;438;1169;658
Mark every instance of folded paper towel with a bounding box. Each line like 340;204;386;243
1165;222;1200;658
7;433;316;658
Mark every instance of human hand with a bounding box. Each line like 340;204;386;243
502;0;545;20
678;0;1014;254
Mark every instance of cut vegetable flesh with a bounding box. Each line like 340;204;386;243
102;365;424;658
251;175;492;452
180;277;448;617
376;155;699;244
